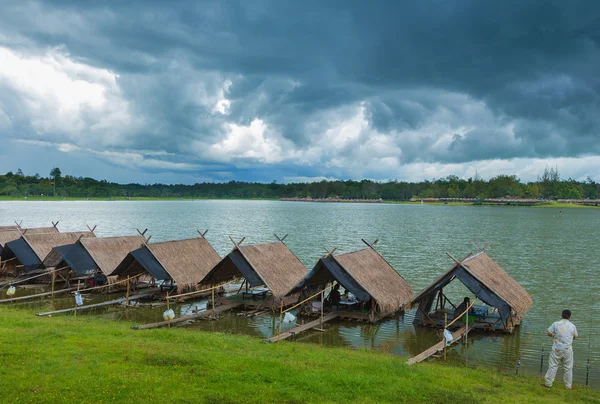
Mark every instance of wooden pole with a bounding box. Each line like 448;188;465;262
74;281;80;317
51;270;55;298
277;299;284;343
444;313;447;361
320;290;324;329
166;291;171;329
212;287;215;318
125;276;130;307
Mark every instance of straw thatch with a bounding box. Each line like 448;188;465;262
80;236;145;277
238;242;308;298
459;251;532;316
24;232;96;261
22;226;60;235
411;251;532;317
0;225;20;232
333;247;414;315
0;230;22;248
149;237;222;291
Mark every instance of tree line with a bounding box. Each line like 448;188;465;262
0;167;597;200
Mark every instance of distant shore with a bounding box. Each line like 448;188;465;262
0;195;598;208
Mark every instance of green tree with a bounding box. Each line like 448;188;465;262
50;167;62;197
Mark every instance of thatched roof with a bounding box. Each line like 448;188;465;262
0;230;22;247
148;237;221;291
80;236;145;277
411;251;532;317
201;241;308;299
332;248;414;314
24;232;96;261
22;226;60;235
0;225;19;232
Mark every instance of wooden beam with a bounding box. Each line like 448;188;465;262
266;312;340;343
133;301;243;329
406;325;469;365
0;287;78;304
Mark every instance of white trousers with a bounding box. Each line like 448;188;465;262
544;348;574;389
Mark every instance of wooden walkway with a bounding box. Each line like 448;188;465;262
266;312;340;343
133;302;242;330
36;289;160;317
406;326;468;365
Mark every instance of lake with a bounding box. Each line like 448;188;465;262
1;200;598;387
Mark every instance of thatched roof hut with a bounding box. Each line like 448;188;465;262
1;226;60;260
199;241;308;299
4;231;96;273
0;230;22;258
291;247;414;318
43;236;144;279
111;237;221;292
410;251;533;327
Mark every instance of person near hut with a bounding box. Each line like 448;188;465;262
543;309;578;390
453;297;470;319
326;284;341;306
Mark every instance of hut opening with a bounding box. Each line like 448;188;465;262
199;241;308;309
3;231;96;276
111;237;221;293
43;236;145;288
409;251;532;333
290;247;414;323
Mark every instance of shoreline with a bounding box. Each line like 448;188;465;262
0;196;597;208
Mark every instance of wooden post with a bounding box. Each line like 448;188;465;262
166;291;171;329
320;290;324;329
74;281;80;317
51;270;55;298
277;299;284;343
443;313;447;361
126;276;130;307
212;286;215;318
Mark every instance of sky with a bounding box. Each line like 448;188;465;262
0;1;599;184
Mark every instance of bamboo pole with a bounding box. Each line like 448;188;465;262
443;313;447;361
125;276;130;307
212;287;215;318
51;270;55;298
166;291;171;329
277;299;284;342
281;284;335;315
320;290;324;329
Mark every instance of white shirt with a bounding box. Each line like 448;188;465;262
548;319;578;351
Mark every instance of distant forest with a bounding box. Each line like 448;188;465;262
0;167;598;200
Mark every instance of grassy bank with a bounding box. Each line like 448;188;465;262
0;308;597;403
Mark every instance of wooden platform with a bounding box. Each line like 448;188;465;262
133;302;243;330
266;312;340;343
406;325;468;365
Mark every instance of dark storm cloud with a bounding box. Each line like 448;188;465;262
1;0;600;182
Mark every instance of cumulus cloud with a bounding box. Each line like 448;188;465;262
0;0;599;183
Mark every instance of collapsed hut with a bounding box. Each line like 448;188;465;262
42;236;145;287
290;245;414;322
3;231;96;275
199;241;308;309
409;250;532;333
111;236;221;293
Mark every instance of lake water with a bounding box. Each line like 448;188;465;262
1;200;598;387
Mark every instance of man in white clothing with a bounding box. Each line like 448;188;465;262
543;309;578;390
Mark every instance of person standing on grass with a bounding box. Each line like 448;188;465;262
543;309;578;390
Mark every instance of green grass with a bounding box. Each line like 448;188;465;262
0;308;598;403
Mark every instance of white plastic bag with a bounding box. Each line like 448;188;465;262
163;309;175;321
6;286;16;296
74;292;83;306
443;329;453;346
283;312;296;323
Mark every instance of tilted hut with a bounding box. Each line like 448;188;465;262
291;246;414;322
199;241;308;306
409;251;532;333
43;236;145;286
111;237;221;292
3;231;96;274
